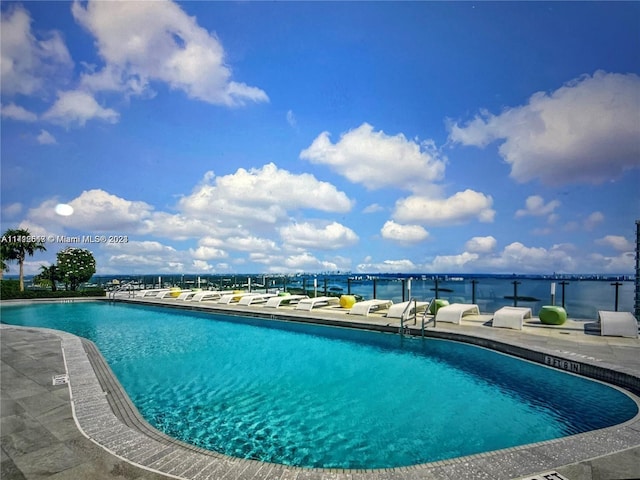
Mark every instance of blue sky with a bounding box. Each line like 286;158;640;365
1;1;639;276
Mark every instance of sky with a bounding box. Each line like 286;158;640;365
1;1;639;276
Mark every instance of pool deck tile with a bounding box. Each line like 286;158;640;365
2;297;640;480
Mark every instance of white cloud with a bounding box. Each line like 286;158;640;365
0;5;73;96
356;259;418;273
179;164;353;224
515;195;561;218
224;236;279;253
1;103;38;122
393;190;495;226
362;203;384;214
286;110;297;128
300;123;446;191
430;252;480;272
281;253;339;273
585;251;636;273
280;221;359;250
28;189;153;232
449;71;640;185
37;129;57;145
479;242;578;273
42;90;119;126
190;245;228;261
595;235;634;252
380;221;429;244
584;211;605;231
465;236;497;253
71;0;268;106
2;202;23;218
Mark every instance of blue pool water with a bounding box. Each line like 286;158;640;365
1;301;638;469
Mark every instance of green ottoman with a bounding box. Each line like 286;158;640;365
429;299;450;315
539;305;567;325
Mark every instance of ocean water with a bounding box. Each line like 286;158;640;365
1;302;637;469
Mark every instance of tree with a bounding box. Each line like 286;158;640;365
1;228;47;291
0;243;9;280
56;247;96;291
34;264;61;292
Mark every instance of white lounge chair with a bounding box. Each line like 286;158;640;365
176;291;199;300
435;303;480;324
155;289;189;299
598;311;639;338
135;288;169;298
386;301;429;319
492;306;532;330
349;299;393;316
237;293;277;306
295;296;341;311
190;290;234;302
265;295;309;308
217;292;259;304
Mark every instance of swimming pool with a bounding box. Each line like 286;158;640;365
1;301;638;469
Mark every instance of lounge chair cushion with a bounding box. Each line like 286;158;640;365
539;306;567;325
340;295;357;309
429;299;449;314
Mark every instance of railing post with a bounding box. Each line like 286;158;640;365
471;279;478;304
560;281;569;309
512;281;521;307
372;278;376;299
611;282;622;312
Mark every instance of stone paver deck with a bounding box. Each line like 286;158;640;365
2;296;640;480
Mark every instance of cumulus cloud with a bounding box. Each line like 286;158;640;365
42;90;119;126
449;71;640;185
393;189;495;226
28;189;153;232
2;203;23;218
37;129;57;145
179;163;353;224
280;253;339;273
595;235;634;252
300;123;446;191
362;203;384;214
71;0;268;106
380;221;429;244
515;195;561;218
280;221;359;250
1;103;38;122
430;252;479;271
465;236;497;253
356;259;418;273
584;211;605;231
1;5;73;96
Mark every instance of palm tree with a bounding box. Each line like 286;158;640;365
35;264;60;292
1;228;47;291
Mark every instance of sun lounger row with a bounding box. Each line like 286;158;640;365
132;290;639;338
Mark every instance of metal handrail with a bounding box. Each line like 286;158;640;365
421;298;437;337
399;297;421;335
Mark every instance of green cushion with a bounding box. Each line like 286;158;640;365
429;299;450;314
539;305;567;325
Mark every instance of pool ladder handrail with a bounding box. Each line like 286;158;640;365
108;282;135;300
421;298;437;337
399;297;435;336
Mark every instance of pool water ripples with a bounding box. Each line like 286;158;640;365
1;302;637;469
